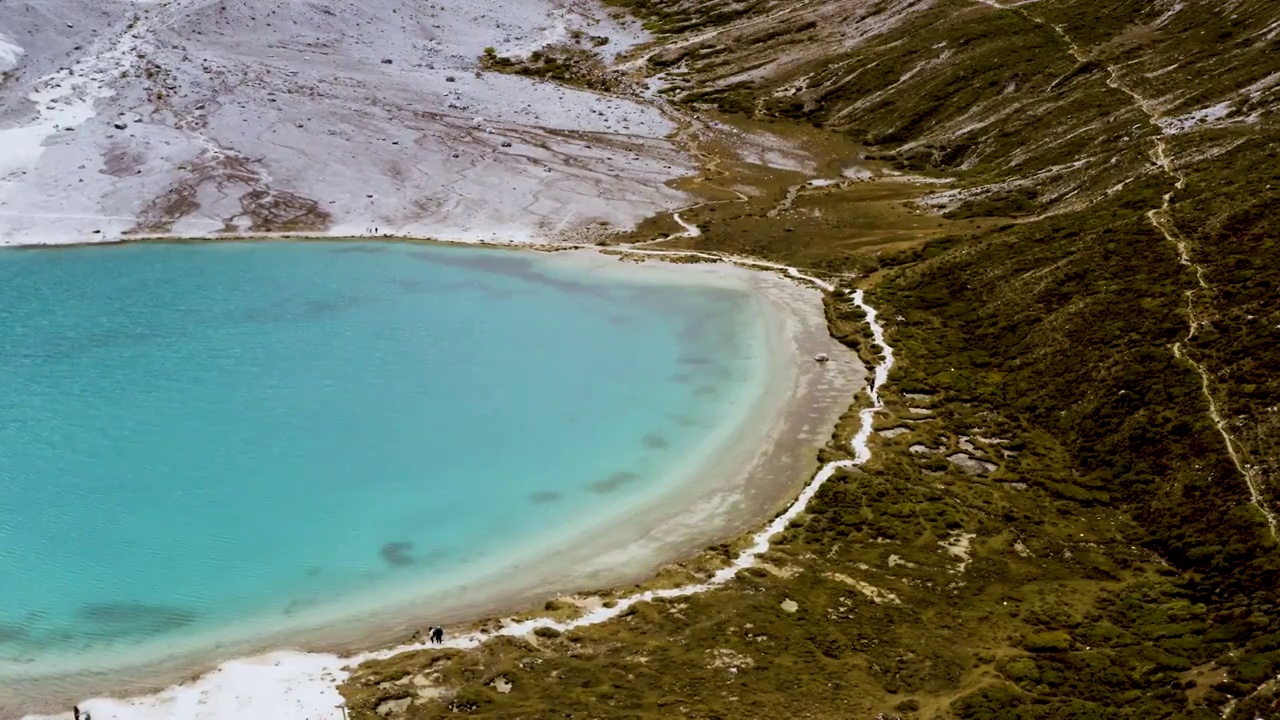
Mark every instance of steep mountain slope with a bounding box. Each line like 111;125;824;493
339;1;1280;718
618;0;1280;548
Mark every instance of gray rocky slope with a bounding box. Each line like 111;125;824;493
0;0;691;245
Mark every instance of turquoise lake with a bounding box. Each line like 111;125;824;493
0;241;772;679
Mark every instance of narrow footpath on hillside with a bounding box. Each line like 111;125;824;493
974;0;1279;540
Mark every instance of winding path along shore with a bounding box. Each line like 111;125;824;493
19;248;894;720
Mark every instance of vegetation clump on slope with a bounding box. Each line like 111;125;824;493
480;34;629;93
341;0;1280;717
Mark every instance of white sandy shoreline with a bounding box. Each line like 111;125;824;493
0;0;899;714
5;239;871;720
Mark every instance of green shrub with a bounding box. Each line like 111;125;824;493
1023;631;1072;653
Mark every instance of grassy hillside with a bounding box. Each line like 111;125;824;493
339;0;1280;717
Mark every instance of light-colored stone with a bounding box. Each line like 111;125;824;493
376;697;412;716
826;572;902;604
887;554;918;569
947;452;997;475
940;532;977;573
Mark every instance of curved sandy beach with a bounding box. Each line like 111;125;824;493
2;0;873;715
2;246;865;718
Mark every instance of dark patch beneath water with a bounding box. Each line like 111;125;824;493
404;249;612;300
394;278;427;293
589;471;640;494
643;433;670;450
299;297;354;320
0;622;30;643
236;294;365;325
680;356;713;366
530;490;562;504
6;327;165;363
694;384;720;397
283;597;320;617
78;602;199;638
329;244;388;254
379;541;416;567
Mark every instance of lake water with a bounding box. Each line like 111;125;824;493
0;241;772;682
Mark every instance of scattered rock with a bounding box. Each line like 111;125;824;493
445;75;456;82
500;140;512;148
813;352;830;363
940;532;977;573
113;121;128;130
708;648;755;671
826;572;902;605
780;599;799;613
375;697;411;717
947;452;997;475
381;58;393;64
492;677;512;694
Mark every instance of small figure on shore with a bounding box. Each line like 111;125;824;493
430;625;444;644
73;707;80;720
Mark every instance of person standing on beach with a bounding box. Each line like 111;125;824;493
73;708;79;720
431;625;444;644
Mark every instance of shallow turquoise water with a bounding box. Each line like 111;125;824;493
0;242;769;676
